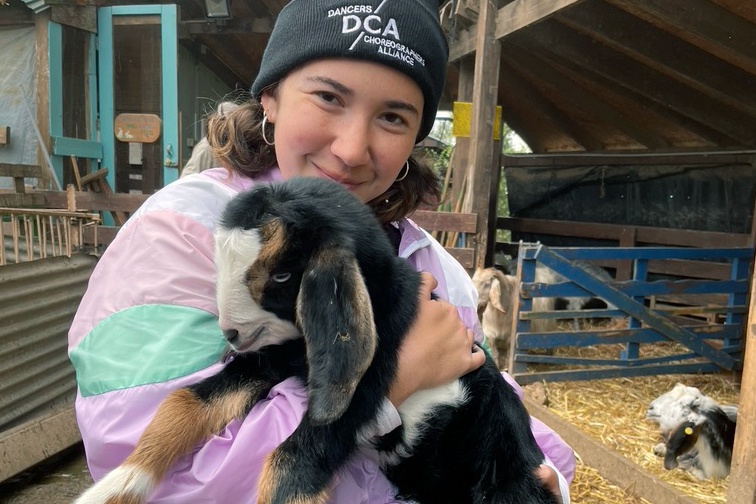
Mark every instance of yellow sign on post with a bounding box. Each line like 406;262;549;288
452;102;502;140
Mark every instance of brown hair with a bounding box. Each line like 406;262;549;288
205;99;441;225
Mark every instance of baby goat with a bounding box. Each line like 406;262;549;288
664;405;736;479
75;177;558;504
647;383;738;479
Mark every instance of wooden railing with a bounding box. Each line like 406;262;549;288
411;210;478;269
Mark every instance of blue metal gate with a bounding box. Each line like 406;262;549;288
509;243;753;384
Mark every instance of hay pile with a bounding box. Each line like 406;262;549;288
542;373;738;504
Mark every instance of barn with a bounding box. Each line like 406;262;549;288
0;0;754;502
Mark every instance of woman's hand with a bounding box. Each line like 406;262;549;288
387;272;486;407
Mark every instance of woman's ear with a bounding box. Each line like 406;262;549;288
259;91;278;123
296;245;378;425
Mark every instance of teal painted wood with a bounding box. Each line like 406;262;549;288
536;246;737;369
51;137;103;159
516;324;742;349
514;362;724;385
160;4;179;184
97;7;115;194
97;5;179;192
509;243;752;384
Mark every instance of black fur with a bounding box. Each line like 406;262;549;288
664;406;735;478
203;177;559;504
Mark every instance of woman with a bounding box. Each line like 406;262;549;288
69;0;575;502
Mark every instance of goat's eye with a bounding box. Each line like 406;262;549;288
271;272;291;283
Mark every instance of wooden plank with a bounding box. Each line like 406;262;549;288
0;193;45;207
521;21;756;146
445;247;475;270
40;190;149;213
726;276;756;504
499;217;752;248
522;396;699;504
516;324;741;348
0;164;44;178
448;0;585;61
51;136;103;159
558;1;756;119
495;0;586;39
51;4;97;32
605;0;756;76
516;361;722;384
411;210;478;233
502;152;756;167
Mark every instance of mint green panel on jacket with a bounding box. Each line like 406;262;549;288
70;305;226;397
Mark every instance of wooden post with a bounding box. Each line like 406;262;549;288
463;0;501;270
451;56;475;211
726;272;756;503
34;9;53;190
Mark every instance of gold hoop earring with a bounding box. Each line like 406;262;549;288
395;160;410;182
261;114;275;146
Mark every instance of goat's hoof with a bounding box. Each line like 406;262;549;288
652;443;666;457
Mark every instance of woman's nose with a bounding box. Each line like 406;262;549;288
331;118;371;167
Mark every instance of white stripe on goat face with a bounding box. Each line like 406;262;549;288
214;225;300;352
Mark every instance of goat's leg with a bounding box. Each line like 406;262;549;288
75;378;270;504
257;415;362;504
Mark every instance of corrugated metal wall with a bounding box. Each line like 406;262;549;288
0;254;96;431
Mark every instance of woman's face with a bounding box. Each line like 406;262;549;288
260;59;424;203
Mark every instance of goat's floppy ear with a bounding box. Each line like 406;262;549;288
297;245;377;425
490;275;516;313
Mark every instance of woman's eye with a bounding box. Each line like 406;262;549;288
316;91;339;104
271;272;291;283
383;113;408;127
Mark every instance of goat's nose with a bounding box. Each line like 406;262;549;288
224;329;240;344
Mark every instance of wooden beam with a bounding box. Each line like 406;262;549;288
463;0;500;270
727;279;756;503
51;5;97;32
505;47;669;150
495;0;585;39
410;210;478;234
40;190;149;213
708;0;756;24
449;0;585;61
499;56;601;151
605;0;756;76
557;2;756;120
521;21;756;146
179;17;273;37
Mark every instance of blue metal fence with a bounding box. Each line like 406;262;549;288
509;243;753;384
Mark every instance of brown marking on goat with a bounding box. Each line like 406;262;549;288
257;450;329;504
120;388;257;487
246;219;286;301
103;495;145;504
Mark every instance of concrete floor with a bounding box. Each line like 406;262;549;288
0;444;93;503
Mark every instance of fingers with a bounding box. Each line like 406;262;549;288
418;271;438;299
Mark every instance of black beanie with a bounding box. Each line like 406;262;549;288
251;0;449;142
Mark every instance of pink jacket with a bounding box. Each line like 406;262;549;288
69;168;575;503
